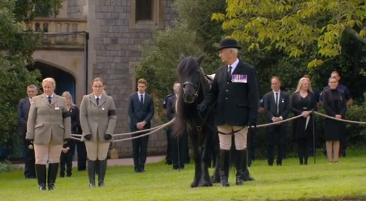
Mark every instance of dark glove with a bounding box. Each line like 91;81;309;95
84;134;92;141
26;139;34;145
197;104;207;113
104;134;112;140
248;119;257;129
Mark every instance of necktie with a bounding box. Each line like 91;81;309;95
96;97;100;106
227;66;232;81
275;92;279;114
140;95;144;104
47;96;52;104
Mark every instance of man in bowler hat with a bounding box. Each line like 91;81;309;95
198;38;259;187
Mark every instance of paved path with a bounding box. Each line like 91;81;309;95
12;155;166;168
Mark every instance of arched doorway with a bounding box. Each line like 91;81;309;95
28;61;76;102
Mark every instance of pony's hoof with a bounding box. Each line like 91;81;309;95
198;180;213;187
210;176;220;183
190;181;199;188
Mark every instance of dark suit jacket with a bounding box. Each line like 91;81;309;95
17;98;31;136
322;89;347;118
69;105;81;134
127;92;154;130
263;91;290;123
167;95;177;121
202;60;259;126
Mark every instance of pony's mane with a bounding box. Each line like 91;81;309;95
176;56;200;77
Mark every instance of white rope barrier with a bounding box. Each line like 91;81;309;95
68;111;366;142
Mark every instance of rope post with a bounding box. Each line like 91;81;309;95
312;112;316;164
109;142;119;159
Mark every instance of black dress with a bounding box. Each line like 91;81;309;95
291;92;317;141
323;89;347;141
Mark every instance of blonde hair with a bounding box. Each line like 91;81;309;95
295;77;313;93
61;91;76;106
42;77;56;88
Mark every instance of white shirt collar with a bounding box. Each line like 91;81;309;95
228;59;239;73
94;94;102;99
138;92;145;96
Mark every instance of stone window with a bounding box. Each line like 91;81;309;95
129;0;164;29
136;0;153;21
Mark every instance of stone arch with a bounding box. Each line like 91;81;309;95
27;60;77;102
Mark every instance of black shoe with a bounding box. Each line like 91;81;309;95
47;163;59;190
165;160;172;165
35;164;47;191
88;160;96;187
60;174;65;178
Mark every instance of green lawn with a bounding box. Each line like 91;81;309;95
1;149;366;201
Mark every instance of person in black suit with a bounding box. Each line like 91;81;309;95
17;84;38;179
127;78;154;173
263;76;290;166
198;38;259;187
59;91;84;177
291;77;317;165
162;92;174;165
322;77;347;164
167;82;189;170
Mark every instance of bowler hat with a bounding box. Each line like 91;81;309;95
217;38;241;50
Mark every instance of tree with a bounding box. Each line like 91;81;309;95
0;0;62;159
212;0;366;67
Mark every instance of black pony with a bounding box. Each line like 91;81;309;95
173;54;220;187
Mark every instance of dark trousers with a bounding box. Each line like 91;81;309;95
76;141;87;170
60;141;75;176
247;128;256;166
297;137;312;164
266;125;286;165
23;138;36;178
132;132;149;171
165;128;172;164
171;130;188;169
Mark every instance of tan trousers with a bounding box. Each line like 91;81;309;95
218;124;248;150
85;139;110;160
34;144;63;164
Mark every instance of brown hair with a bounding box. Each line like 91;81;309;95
93;77;104;85
271;76;281;83
137;78;147;86
303;74;311;80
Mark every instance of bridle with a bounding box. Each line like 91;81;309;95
182;69;203;98
182;80;201;98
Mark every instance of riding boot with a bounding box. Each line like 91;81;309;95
98;159;107;187
47;163;59;190
88;160;96;187
35;164;46;191
243;149;254;181
219;149;230;187
235;149;245;185
95;159;99;175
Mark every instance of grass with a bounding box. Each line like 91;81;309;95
1;149;366;201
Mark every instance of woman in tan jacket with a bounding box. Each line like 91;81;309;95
26;77;71;191
80;77;117;187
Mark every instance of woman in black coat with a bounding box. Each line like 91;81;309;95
291;77;317;165
322;77;347;164
60;92;86;175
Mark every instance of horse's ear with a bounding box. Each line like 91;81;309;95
196;54;205;65
179;54;185;60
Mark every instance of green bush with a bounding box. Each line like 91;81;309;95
0;160;20;173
